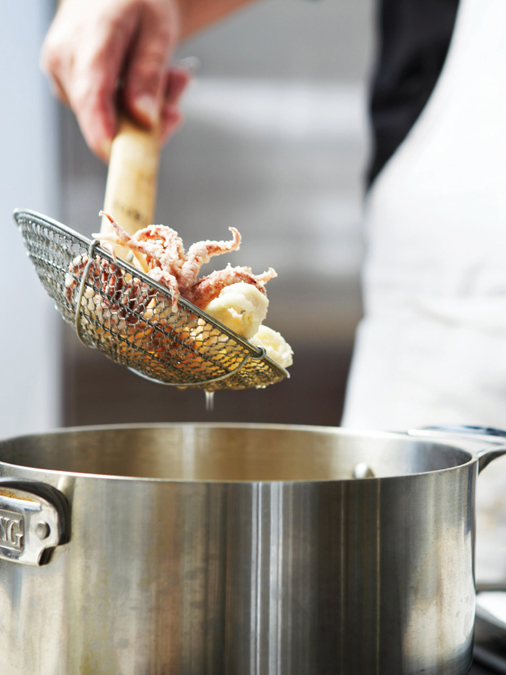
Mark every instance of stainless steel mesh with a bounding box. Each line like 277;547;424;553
14;210;288;391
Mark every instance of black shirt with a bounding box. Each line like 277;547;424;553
368;0;460;186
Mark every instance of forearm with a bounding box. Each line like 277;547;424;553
176;0;259;39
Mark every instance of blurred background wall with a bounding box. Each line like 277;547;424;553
0;1;61;438
2;0;375;432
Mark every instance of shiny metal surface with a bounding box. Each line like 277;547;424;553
0;423;502;675
0;477;69;566
351;460;375;478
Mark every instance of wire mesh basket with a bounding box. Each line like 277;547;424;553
14;210;288;391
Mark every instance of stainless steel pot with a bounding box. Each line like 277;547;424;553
0;423;504;675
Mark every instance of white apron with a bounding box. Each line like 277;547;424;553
342;0;506;580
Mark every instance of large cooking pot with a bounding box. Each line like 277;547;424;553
0;423;504;675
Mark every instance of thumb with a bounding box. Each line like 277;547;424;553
122;9;177;126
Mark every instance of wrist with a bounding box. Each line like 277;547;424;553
172;0;257;40
172;0;193;39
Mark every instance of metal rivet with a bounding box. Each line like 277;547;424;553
35;522;50;540
352;462;375;479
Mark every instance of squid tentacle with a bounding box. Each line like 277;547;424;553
185;265;277;309
180;227;241;290
92;215;274;314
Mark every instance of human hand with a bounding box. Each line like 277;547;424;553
41;0;190;161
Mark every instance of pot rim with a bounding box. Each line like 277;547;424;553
0;422;494;484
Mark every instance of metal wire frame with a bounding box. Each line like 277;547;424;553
14;209;289;391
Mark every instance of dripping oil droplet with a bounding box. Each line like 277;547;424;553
205;391;215;412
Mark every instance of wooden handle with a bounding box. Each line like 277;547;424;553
101;116;161;242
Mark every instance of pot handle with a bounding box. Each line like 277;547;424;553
0;477;70;566
408;425;506;472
